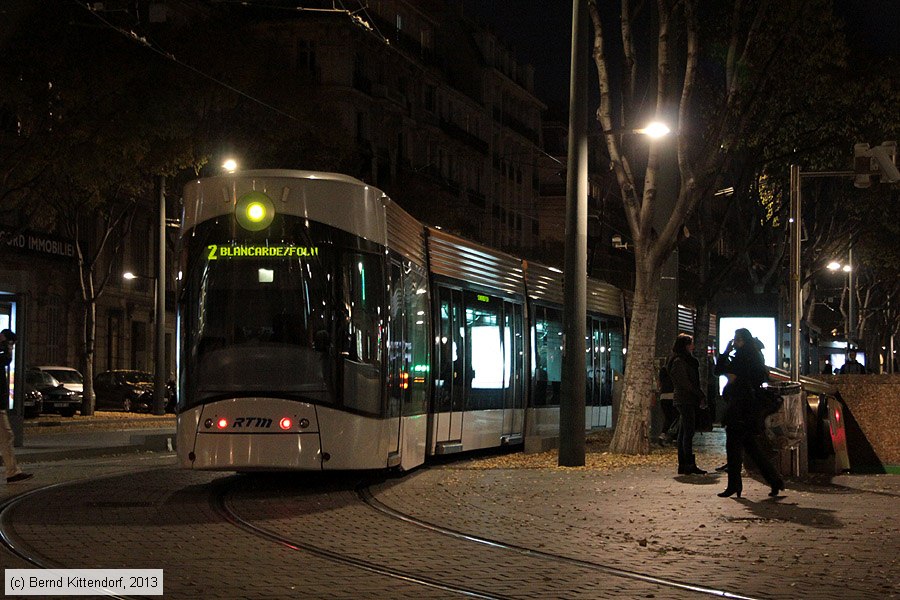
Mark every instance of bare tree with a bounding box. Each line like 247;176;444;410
587;0;845;453
48;179;137;415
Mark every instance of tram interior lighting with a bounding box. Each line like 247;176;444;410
258;268;274;283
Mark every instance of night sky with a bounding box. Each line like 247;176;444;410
461;1;900;119
461;1;573;116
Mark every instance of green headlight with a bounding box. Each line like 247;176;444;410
235;191;275;231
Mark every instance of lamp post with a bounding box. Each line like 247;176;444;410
560;0;589;466
123;270;166;415
826;254;855;345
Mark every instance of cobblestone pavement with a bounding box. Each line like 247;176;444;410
1;444;898;599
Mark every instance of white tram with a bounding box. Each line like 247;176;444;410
176;170;626;471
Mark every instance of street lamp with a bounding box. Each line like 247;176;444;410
222;158;239;173
636;121;671;138
826;249;856;346
123;270;166;415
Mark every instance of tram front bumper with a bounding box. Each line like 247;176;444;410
187;432;323;471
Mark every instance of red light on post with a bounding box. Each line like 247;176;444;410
217;417;228;429
279;417;293;430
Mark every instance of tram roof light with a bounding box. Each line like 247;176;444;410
247;202;266;222
235;191;275;231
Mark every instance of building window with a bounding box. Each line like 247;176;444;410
296;39;316;74
424;85;435;113
47;295;62;364
357;112;370;142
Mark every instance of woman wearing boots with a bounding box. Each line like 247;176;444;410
668;334;707;475
715;328;785;498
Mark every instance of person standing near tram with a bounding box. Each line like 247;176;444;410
667;334;708;475
0;329;33;484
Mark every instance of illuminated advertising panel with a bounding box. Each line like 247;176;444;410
718;316;777;367
716;316;777;395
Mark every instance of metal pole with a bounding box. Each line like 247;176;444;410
559;0;588;466
890;330;895;375
790;165;801;381
153;175;167;415
847;243;856;346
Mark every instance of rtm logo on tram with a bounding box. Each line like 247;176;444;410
232;417;273;428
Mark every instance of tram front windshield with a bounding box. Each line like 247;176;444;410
180;217;384;411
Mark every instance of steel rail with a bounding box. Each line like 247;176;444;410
212;479;508;600
357;484;762;600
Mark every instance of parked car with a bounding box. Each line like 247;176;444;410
24;368;79;417
31;365;90;403
93;370;171;412
21;382;44;419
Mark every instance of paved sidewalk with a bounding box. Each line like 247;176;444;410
374;459;900;599
14;414;176;463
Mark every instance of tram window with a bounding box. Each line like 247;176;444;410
531;305;563;407
386;261;430;418
587;318;606;408
341;251;384;416
187;246;332;405
435;287;455;413
605;326;625;406
403;266;429;416
465;291;504;410
387;262;404;418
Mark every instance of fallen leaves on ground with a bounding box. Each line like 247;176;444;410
454;430;725;471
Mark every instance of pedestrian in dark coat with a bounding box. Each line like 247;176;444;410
668;334;707;475
839;351;867;374
715;328;784;498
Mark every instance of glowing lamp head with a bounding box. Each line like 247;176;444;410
247;202;266;222
235;191;275;231
279;417;293;430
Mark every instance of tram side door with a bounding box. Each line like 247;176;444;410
434;287;464;447
502;301;524;439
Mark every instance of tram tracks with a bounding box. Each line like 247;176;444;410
0;462;168;600
356;483;759;600
2;465;766;599
214;474;761;600
212;478;506;599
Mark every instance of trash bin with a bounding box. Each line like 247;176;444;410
763;381;805;476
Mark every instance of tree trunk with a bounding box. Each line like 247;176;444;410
80;298;96;416
609;262;659;454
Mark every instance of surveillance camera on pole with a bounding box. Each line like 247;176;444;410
854;141;899;188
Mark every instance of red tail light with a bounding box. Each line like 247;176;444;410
279;417;293;430
216;417;228;429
